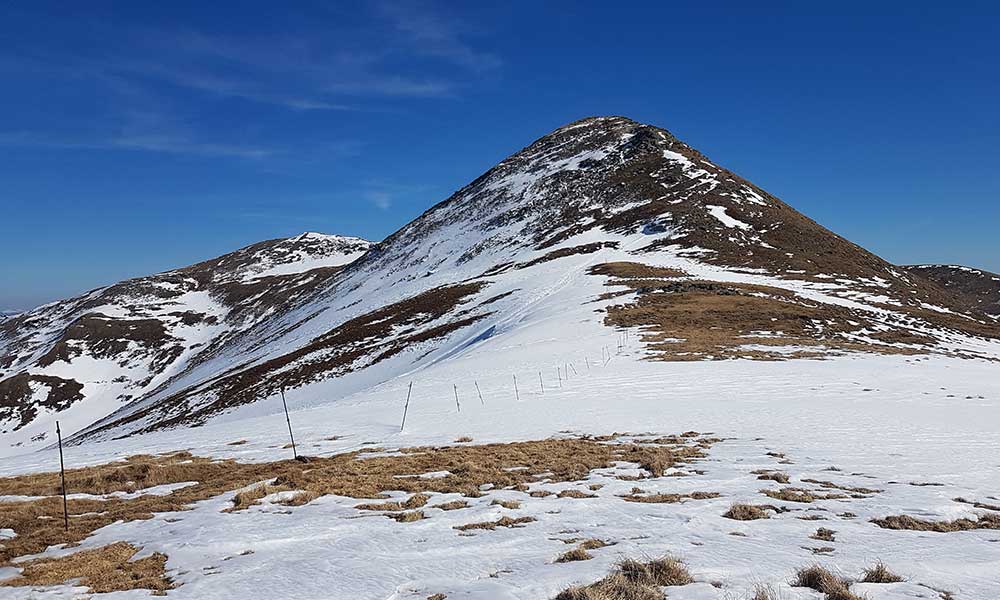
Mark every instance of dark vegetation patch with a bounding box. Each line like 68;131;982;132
861;561;904;583
85;282;491;436
620;491;719;503
0;373;84;432
792;565;862;600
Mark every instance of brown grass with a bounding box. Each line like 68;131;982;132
454;516;536;531
953;496;1000;511
578;539;612;550
871;513;1000;532
621;491;719;503
491;498;521;509
810;527;836;542
0;436;711;567
454;436;473;443
432;499;469;511
0;542;172;594
763;487;845;503
558;489;598;499
861;561;904;583
723;503;775;520
801;478;881;495
227;439;248;445
792;565;862;600
355;493;431;512
595;272;925;361
391;510;425;523
754;470;790;484
555;556;692;599
556;547;593;562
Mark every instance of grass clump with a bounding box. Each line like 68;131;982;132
871;513;1000;532
491;498;521;509
454;516;536;531
356;492;430;512
792;565;861;600
810;527;836;542
558;489;598;499
555;556;692;599
723;503;774;520
431;499;469;511
860;561;904;583
556;547;593;562
621;491;719;503
391;510;425;523
753;470;790;484
0;542;172;595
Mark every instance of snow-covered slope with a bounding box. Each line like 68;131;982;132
1;116;999;600
0;233;371;453
65;116;1000;447
3;116;999;456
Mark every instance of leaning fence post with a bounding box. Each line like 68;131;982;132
454;384;461;412
475;381;484;405
538;371;544;394
56;421;68;532
280;386;298;460
400;381;413;431
570;363;578;376
557;366;562;387
513;374;520;401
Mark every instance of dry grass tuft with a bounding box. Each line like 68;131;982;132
578;539;612;550
0;542;172;594
810;527;836;542
278;490;322;506
227;439;248;446
762;487;817;503
558;489;598;499
432;499;469;511
356;493;430;512
792;565;861;600
555;556;692;599
391;510;425;523
454;436;473;443
871;513;1000;532
754;470;790;484
723;503;775;520
228;483;287;511
491;498;521;509
621;491;719;503
556;547;593;562
861;561;904;583
454;516;536;531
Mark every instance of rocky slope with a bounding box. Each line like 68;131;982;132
905;264;1000;317
3;116;998;454
0;233;371;450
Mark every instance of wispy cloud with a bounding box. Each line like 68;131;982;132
376;0;502;71
0;130;277;158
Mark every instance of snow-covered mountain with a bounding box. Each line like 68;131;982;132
2;116;998;455
0;233;371;451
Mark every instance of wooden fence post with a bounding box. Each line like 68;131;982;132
400;382;413;431
56;421;68;532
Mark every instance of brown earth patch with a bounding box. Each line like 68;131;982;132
519;242;620;269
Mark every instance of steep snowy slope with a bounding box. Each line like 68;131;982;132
0;233;371;452
67;116;1000;446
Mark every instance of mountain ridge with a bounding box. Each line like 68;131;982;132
3;116;998;455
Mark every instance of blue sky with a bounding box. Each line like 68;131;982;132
2;2;999;310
